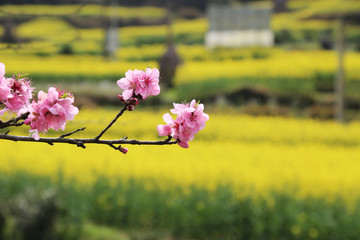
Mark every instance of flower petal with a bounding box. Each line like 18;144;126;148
122;89;133;100
0;63;5;78
157;124;172;136
163;113;174;125
117;78;130;90
178;141;189;148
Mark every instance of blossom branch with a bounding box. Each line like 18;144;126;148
1;64;208;153
0;134;177;149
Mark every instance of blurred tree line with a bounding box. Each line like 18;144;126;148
0;0;208;11
0;0;287;13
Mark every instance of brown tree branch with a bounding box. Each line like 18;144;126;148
0;113;29;129
0;134;177;150
0;101;177;152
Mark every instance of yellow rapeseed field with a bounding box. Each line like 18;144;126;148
2;50;360;84
1;55;157;77
175;50;360;84
1;108;360;203
0;4;165;18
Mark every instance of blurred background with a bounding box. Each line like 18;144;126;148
1;0;360;239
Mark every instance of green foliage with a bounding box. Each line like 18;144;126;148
0;172;360;240
81;222;129;240
314;71;334;92
129;33;204;47
0;172;83;240
174;32;204;45
134;35;167;46
171;76;315;102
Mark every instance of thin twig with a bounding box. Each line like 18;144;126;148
108;143;119;150
165;135;172;142
0;113;29;129
108;143;125;152
94;104;127;140
59;127;86;138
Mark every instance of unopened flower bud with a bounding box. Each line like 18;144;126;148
129;97;139;106
120;147;128;154
126;105;134;111
118;95;125;103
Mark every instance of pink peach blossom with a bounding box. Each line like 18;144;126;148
136;68;160;100
180;99;209;131
117;69;142;100
3;76;34;115
157;99;209;148
25;87;79;140
117;68;160;101
0;64;34;116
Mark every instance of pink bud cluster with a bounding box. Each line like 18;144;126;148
157;99;209;148
117;68;160;109
24;87;79;140
118;96;139;111
0;63;34;116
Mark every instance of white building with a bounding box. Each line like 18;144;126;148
205;4;273;48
